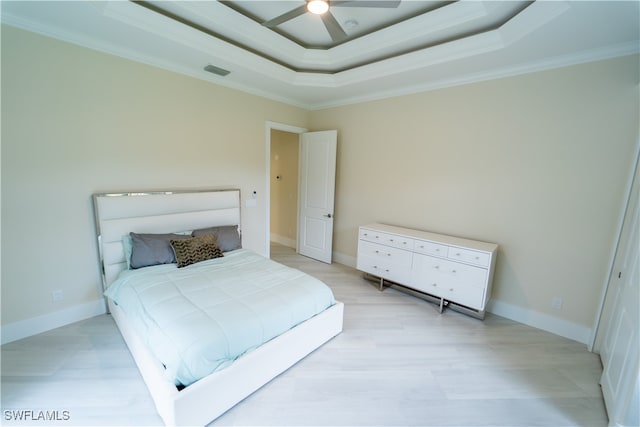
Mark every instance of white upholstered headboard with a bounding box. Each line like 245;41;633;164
93;189;241;290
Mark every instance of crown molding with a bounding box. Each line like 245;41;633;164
2;2;638;111
309;41;640;110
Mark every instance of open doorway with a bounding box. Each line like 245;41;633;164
270;129;300;249
265;122;337;263
265;121;307;259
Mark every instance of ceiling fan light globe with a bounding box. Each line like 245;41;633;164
307;0;329;15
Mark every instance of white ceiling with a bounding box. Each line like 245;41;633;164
2;1;639;110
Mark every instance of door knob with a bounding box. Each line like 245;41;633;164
323;213;332;218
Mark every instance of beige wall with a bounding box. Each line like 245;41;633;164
270;130;299;247
311;55;639;335
1;26;310;326
2;23;638;343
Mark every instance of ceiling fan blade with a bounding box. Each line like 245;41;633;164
262;4;308;28
321;11;348;43
332;0;401;8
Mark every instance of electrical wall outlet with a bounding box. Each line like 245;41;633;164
551;296;563;310
52;290;64;302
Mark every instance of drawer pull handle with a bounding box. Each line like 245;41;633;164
449;288;454;291
387;253;391;256
452;270;457;273
432;283;437;287
456;253;461;256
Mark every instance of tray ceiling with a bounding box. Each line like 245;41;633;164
2;1;638;109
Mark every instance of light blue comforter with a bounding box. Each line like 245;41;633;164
105;249;336;387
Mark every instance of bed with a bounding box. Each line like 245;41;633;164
92;189;344;426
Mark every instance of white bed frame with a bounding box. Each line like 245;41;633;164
93;189;344;426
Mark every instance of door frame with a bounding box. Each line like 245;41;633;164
591;139;640;351
265;121;308;258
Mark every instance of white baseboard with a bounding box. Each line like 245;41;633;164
333;251;356;268
487;299;592;345
270;234;296;249
331;254;592;345
1;299;107;345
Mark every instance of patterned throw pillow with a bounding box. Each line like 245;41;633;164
170;234;224;268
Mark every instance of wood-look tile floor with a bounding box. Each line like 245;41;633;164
1;244;608;426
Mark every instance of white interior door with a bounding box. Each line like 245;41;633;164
596;156;639;427
298;130;337;263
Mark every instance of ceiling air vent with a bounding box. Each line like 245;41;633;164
204;64;230;77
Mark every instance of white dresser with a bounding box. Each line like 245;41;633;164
357;223;498;318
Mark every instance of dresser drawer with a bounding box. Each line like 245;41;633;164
447;246;490;267
413;239;448;258
357;240;412;268
357;257;411;282
411;254;486;288
411;280;445;299
447;262;487;288
359;228;390;245
411;280;485;310
360;228;413;249
443;284;485;311
386;234;413;250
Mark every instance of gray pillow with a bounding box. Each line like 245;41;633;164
191;225;241;252
129;232;192;269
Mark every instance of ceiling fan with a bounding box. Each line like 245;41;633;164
262;0;402;43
